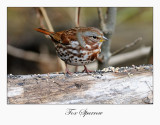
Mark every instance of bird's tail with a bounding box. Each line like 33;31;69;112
35;28;54;36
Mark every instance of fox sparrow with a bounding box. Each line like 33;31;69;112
35;27;108;74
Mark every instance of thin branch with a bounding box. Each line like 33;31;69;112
109;46;151;66
36;7;65;71
111;37;142;56
7;45;63;72
75;7;81;27
39;7;54;32
97;8;107;33
8;45;49;63
36;8;45;29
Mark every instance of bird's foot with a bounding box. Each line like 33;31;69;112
82;65;93;74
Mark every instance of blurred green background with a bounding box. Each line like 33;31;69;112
7;7;153;75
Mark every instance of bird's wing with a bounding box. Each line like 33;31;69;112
35;28;78;45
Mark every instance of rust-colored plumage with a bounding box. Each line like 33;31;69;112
35;27;107;74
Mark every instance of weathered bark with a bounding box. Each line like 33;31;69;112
8;65;153;104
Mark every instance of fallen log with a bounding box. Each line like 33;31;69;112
7;65;153;104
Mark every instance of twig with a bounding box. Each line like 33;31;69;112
7;44;63;72
36;7;65;71
7;45;49;63
111;37;142;56
39;7;54;32
75;7;81;27
36;8;45;29
97;8;107;33
108;46;151;66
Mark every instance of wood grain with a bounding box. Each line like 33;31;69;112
7;65;153;104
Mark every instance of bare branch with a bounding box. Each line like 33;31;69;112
36;8;45;29
109;46;151;66
36;7;65;71
8;45;48;63
39;7;54;32
98;7;117;69
97;8;107;32
105;8;117;34
111;37;142;56
75;7;81;27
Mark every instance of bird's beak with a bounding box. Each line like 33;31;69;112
99;36;108;42
103;36;108;41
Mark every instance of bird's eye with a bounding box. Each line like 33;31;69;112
92;36;97;39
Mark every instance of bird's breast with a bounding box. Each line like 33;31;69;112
55;42;101;66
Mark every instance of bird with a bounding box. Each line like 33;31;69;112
35;27;108;74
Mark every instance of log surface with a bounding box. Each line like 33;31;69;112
7;65;153;104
